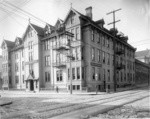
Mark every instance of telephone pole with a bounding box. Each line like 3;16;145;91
107;8;121;92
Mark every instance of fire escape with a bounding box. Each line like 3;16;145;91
52;27;74;69
116;46;125;70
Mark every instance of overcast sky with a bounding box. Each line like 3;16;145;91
0;0;149;55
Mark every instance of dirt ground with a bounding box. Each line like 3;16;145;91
89;97;150;119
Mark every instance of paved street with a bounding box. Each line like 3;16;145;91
0;86;149;119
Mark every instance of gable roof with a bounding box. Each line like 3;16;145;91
30;23;44;36
135;49;150;58
22;23;44;40
4;40;15;48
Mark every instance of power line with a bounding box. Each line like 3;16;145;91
0;0;31;22
0;7;26;28
3;0;47;24
0;6;28;23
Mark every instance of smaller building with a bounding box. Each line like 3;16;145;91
135;49;150;64
135;59;150;85
0;55;2;89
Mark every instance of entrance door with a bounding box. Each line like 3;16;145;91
30;80;34;91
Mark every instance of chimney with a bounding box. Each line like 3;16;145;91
85;6;92;19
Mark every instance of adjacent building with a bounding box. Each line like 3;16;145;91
0;55;2;89
135;49;150;64
0;7;136;92
135;59;150;85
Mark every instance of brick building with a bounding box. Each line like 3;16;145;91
1;7;136;92
135;59;150;85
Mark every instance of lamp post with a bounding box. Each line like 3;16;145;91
95;73;98;94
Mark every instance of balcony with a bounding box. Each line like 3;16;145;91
53;62;67;68
53;43;69;52
116;63;125;70
116;48;125;55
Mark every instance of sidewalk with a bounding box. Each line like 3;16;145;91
0;84;148;96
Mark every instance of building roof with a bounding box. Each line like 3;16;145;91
4;40;15;48
30;23;44;36
135;49;150;58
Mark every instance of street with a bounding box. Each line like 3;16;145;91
0;86;149;119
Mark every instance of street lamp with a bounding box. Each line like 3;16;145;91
95;73;98;94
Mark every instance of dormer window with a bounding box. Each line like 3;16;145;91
45;26;51;35
71;14;74;24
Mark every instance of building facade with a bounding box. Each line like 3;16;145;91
135;49;150;64
135;59;150;85
0;55;2;89
1;7;136;92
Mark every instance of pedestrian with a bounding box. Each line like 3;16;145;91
56;86;59;93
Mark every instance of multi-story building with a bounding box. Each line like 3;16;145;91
135;59;150;85
1;6;136;92
135;49;150;64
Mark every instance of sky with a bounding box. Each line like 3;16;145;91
0;0;149;55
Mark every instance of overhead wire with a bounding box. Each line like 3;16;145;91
0;7;26;28
3;0;47;24
0;0;31;22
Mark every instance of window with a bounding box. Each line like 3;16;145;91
92;67;95;80
45;40;50;50
15;76;19;84
98;49;101;62
102;51;105;63
73;85;75;90
45;55;50;66
22;50;24;57
45;72;50;82
56;70;63;82
29;64;33;73
82;67;84;79
28;41;33;50
97;33;100;43
91;30;94;41
108;70;110;82
29;52;33;61
22;61;24;70
71;29;75;41
71;14;74;24
107;53;110;65
72;68;75;80
15;63;19;71
22;75;25;83
98;68;101;80
15;53;18;59
102;35;105;46
91;47;95;61
76;47;80;60
77;67;80;80
68;68;70;79
77;85;80;90
76;27;80;40
103;69;105;81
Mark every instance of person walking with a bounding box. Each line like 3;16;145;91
56;86;59;93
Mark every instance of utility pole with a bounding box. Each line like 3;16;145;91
67;39;73;94
107;8;121;92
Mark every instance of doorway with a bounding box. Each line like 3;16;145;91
30;80;34;91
